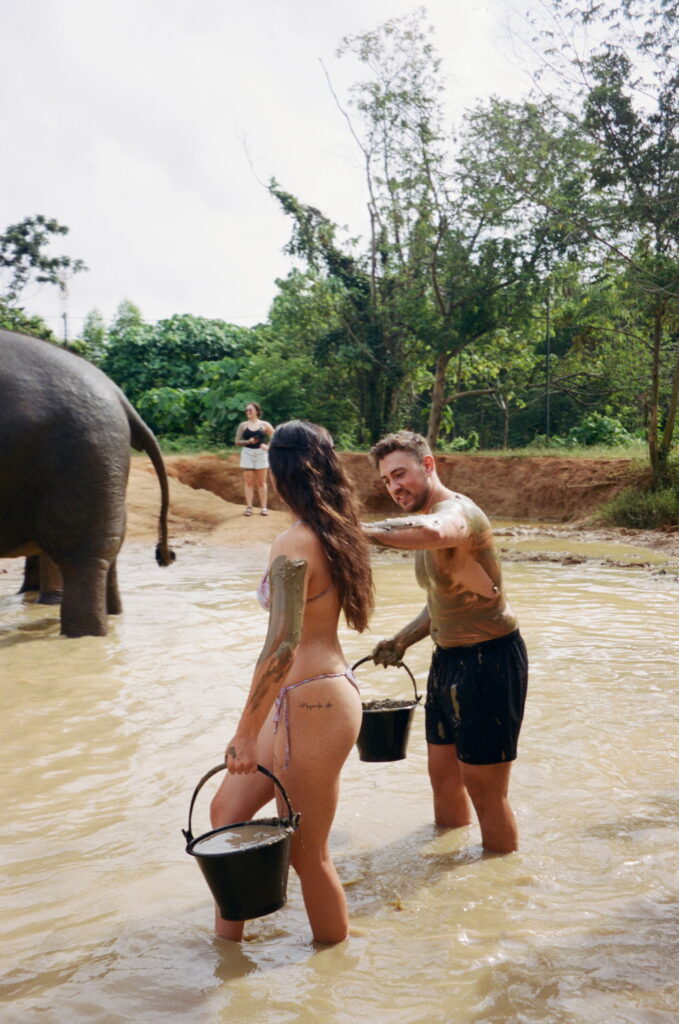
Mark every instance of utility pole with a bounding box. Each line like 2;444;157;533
59;272;69;346
545;281;551;440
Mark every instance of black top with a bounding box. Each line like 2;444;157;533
242;426;266;449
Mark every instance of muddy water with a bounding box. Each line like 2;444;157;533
1;538;678;1024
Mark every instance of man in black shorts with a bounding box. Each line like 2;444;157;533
363;431;528;852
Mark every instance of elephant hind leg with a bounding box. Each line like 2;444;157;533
107;559;122;615
19;555;41;594
60;560;110;638
19;554;64;604
37;554;64;605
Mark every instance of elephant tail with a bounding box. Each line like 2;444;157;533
124;400;176;567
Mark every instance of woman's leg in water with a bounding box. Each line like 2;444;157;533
209;720;275;940
276;678;362;944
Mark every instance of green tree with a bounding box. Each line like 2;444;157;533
269;183;392;443
197;270;361;444
0;215;87;304
251;270;359;438
271;12;576;445
101;306;250;405
0;297;55;340
80;308;108;363
100;300;154;400
532;0;679;482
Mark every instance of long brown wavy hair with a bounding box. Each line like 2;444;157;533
268;420;373;632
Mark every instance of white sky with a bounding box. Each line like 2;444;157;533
2;0;535;337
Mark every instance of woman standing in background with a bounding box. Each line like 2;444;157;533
235;402;274;516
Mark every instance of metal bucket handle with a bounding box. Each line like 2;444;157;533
182;763;299;845
351;656;422;704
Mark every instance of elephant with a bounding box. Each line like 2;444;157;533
0;329;175;637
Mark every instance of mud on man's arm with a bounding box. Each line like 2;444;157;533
363;506;469;551
225;555;306;772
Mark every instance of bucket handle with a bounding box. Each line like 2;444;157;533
351;656;421;704
182;763;299;845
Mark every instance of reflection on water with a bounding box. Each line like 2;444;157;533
1;538;678;1023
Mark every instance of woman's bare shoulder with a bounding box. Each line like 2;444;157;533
271;523;321;562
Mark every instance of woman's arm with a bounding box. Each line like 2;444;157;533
235;421;249;446
261;421;274;449
225;554;307;773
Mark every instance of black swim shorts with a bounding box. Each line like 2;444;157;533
425;629;528;765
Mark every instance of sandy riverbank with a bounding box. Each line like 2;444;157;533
126;454;679;567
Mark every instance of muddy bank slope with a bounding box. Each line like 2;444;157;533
162;451;642;520
124;453;679;566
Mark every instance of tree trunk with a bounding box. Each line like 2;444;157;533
658;337;679;482
427;351;451;447
501;395;509;449
648;305;663;486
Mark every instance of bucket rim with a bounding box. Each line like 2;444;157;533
187;818;294;857
351;655;422;704
361;698;419;712
182;763;300;849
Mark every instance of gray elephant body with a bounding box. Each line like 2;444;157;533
1;329;173;636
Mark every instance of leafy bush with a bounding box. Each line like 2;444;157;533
525;433;572;450
602;485;679;528
158;435;216;453
438;431;480;453
101;307;252;404
137;386;206;436
566;413;636;447
197;357;255;442
527;414;637;451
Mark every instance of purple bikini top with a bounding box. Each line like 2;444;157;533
256;570;272;610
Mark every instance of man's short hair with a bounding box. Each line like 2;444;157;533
370;430;433;468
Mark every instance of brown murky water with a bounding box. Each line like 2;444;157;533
1;536;678;1024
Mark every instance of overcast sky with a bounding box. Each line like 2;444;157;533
2;0;536;338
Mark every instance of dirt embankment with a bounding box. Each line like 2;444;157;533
122;450;679;563
160;451;641;520
3;452;675;596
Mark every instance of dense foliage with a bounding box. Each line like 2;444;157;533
3;3;679;523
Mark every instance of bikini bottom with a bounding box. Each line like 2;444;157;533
273;668;360;769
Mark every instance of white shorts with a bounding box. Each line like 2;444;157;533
240;447;269;471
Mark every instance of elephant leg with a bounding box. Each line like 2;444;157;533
19;555;40;594
106;559;123;615
60;559;110;638
37;554;63;605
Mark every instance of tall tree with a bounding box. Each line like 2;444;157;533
272;12;573;444
80;308;108;363
0;215;87;305
532;0;679;482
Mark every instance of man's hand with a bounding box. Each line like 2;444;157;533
372;636;407;667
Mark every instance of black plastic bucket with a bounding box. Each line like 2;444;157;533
353;657;422;762
182;763;300;921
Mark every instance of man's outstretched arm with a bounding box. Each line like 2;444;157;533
363;507;469;550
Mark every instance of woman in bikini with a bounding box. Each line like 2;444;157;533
210;420;373;944
234;402;275;516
